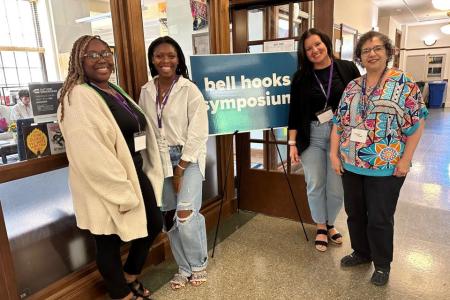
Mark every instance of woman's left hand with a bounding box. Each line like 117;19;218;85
173;166;184;193
393;158;410;177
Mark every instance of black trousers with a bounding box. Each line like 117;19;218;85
93;170;163;299
342;171;405;269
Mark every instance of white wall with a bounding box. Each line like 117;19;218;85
401;23;450;106
334;0;378;33
167;0;193;70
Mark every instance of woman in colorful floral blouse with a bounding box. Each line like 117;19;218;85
330;31;428;286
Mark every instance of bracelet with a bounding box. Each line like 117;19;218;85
177;164;186;170
288;140;296;146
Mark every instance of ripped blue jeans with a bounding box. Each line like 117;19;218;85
161;146;207;277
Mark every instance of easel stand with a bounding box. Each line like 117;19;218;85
211;128;309;258
270;128;309;241
211;130;238;258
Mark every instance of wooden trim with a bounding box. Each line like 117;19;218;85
288;2;294;38
314;0;334;39
247;36;300;46
0;46;45;53
232;9;248;53
0;154;68;184
110;0;148;102
209;0;231;54
0;203;19;300
231;0;310;10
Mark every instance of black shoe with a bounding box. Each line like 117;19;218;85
371;268;390;286
340;251;371;267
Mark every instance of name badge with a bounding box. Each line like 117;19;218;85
350;128;368;143
315;107;334;124
134;132;146;152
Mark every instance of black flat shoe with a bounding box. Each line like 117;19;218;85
326;224;343;245
340;251;371;267
315;229;328;252
128;279;152;299
371;268;390;286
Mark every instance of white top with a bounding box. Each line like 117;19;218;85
57;84;164;242
10;101;33;121
139;76;209;177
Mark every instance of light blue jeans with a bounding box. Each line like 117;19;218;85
162;146;208;277
300;121;344;225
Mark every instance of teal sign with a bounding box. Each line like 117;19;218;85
190;52;297;135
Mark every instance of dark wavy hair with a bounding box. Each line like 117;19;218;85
296;28;334;78
354;31;394;67
147;36;189;79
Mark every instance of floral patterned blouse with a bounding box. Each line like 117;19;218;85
333;69;428;176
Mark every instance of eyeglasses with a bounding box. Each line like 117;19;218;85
361;45;385;56
83;51;113;61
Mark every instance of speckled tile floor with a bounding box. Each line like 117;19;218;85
137;108;450;300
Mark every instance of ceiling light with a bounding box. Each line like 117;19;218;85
441;24;450;35
423;37;437;46
432;0;450;11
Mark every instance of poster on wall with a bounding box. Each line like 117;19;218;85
190;0;207;31
190;52;297;135
28;82;63;123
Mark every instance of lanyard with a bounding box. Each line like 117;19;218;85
156;76;179;128
313;60;334;110
360;67;387;120
91;83;142;132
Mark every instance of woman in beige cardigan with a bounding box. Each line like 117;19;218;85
58;35;163;300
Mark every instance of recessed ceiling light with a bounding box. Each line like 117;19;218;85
432;0;450;11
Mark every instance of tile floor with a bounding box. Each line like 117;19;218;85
137;108;450;300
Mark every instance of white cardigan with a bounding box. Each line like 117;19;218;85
57;84;163;242
139;76;208;177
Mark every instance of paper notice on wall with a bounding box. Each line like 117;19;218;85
263;40;295;52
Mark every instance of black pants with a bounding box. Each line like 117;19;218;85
342;171;405;269
93;170;163;299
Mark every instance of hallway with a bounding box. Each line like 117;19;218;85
140;108;450;300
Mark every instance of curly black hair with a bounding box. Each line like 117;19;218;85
354;31;394;67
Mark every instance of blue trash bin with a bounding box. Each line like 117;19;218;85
428;81;447;108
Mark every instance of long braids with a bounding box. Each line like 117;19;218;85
59;35;98;121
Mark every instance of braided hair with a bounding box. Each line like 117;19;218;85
59;35;109;121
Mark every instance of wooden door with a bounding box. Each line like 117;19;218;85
231;1;313;224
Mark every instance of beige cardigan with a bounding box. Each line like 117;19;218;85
57;83;163;242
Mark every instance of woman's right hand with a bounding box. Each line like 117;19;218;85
330;153;344;175
289;145;301;164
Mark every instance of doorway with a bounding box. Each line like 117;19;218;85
231;1;314;223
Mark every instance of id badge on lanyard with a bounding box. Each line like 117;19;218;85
316;106;334;124
314;61;334;124
134;132;146;152
350;128;368;143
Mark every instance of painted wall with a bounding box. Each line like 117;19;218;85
334;0;378;33
400;23;450;106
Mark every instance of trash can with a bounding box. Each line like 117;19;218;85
428;81;447;108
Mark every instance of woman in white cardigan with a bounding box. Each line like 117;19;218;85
139;36;209;290
58;35;162;300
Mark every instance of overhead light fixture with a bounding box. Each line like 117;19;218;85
423;37;437;46
75;12;111;24
432;0;450;11
441;23;450;35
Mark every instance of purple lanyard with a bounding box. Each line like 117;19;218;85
361;67;387;119
92;83;142;132
313;61;334;109
156;76;179;128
